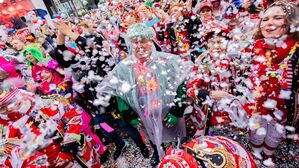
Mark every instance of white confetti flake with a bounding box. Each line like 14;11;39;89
49;84;57;90
263;158;275;167
262;114;273;122
109;76;119;84
279;90;292;99
273;110;283;120
263;99;277;109
120;82;131;93
62;50;74;61
256;127;266;136
285;126;295;132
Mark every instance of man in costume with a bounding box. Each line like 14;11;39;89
97;23;193;166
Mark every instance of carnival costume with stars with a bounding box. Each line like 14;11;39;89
98;23;193;158
249;35;299;157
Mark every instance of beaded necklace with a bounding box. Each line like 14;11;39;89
265;43;297;84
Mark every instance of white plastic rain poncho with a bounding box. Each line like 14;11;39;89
96;23;193;158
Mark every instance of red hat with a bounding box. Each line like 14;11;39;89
159;147;198;168
153;2;162;8
201;27;230;43
198;2;213;12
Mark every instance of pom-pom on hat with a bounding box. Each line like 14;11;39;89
126;23;156;40
145;1;153;7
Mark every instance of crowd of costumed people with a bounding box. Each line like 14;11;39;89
0;0;299;167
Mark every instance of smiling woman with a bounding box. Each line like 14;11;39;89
249;2;299;165
260;6;288;39
255;2;299;40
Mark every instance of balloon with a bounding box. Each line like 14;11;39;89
7;28;16;35
46;60;59;70
42;20;47;24
37;19;43;25
56;14;61;19
60;13;66;19
32;19;38;24
52;14;56;19
4;23;12;29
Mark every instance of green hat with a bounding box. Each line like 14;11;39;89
22;45;44;67
145;1;153;7
126;23;156;40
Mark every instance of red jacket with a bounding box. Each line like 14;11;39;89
251;37;297;120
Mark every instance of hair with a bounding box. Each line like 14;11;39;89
202;29;231;49
205;30;231;42
254;2;299;40
137;5;153;20
168;2;189;18
137;5;153;13
43;67;65;79
122;11;140;29
10;39;25;47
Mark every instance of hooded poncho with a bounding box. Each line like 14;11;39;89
97;50;193;158
100;25;193;158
